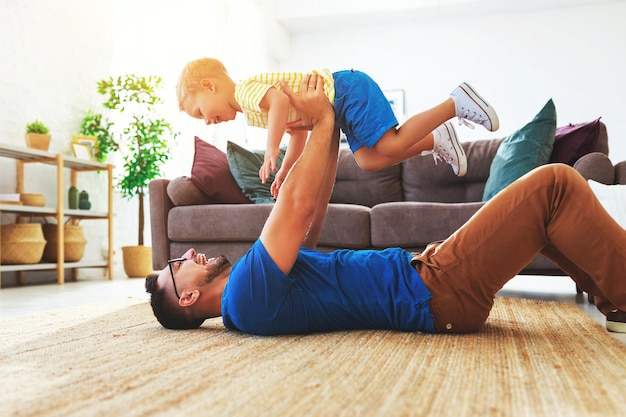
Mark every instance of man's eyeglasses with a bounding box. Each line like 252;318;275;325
167;257;186;299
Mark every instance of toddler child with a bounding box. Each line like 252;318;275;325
177;57;499;197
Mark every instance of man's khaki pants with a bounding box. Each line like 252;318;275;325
411;164;626;333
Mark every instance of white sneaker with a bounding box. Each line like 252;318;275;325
606;310;626;333
451;82;499;132
421;122;467;176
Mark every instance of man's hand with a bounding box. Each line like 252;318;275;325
280;74;334;130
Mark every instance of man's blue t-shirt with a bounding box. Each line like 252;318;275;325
222;240;435;335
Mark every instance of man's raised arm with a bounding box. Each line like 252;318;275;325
259;74;338;274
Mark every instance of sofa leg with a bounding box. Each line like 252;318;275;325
576;285;595;303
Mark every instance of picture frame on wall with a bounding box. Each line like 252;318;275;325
383;89;405;121
72;135;98;160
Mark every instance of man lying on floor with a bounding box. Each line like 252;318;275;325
146;73;626;335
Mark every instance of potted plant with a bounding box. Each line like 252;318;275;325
25;120;51;151
97;74;178;277
79;110;117;162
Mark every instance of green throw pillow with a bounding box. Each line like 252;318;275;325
226;141;286;204
482;99;557;201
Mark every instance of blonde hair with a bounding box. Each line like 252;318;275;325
176;57;231;109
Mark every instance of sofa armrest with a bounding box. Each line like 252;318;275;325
615;161;626;185
572;152;616;184
149;179;174;269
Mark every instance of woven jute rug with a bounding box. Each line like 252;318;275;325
1;297;625;417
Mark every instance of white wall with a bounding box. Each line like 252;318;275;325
280;2;626;161
0;0;283;284
0;0;116;284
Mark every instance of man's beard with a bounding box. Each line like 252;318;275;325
202;255;231;285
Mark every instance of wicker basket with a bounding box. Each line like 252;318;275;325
42;224;87;262
20;193;46;207
1;222;46;264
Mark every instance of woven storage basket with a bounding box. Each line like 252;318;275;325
1;221;46;264
42;224;87;262
20;193;46;207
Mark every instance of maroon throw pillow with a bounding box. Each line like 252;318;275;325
549;118;602;165
190;136;251;204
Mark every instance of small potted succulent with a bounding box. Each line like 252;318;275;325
25;120;51;151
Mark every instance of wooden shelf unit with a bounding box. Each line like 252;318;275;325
0;143;114;286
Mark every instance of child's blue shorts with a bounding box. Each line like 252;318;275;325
332;70;399;153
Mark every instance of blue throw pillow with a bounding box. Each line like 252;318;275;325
482;99;557;201
226;141;286;204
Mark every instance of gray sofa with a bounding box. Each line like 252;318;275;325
150;122;624;277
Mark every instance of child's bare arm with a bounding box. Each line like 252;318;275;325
259;87;290;184
270;129;307;198
281;130;307;173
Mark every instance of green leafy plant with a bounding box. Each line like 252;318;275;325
79;110;117;162
26;120;50;134
97;74;178;246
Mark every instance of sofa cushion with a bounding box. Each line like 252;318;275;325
227;141;285;204
402;138;502;203
190;136;251;204
318;203;372;248
168;204;274;242
550;118;602;165
331;148;402;207
482;99;557;201
167;203;371;253
167;176;212;206
370;201;484;248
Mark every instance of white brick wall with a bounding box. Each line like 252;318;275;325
0;0;282;284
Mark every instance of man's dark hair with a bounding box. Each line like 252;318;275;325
145;273;205;330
